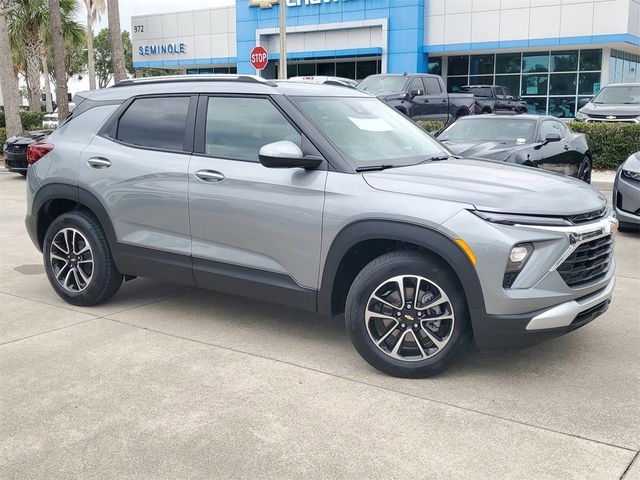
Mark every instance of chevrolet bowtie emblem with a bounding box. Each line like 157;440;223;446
606;115;616;119
404;315;414;321
249;0;279;8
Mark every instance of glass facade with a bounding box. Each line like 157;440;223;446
609;49;640;83
186;66;237;75
278;56;382;80
435;49;603;118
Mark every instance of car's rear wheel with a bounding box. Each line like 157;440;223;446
578;156;592;183
345;251;471;377
43;211;123;306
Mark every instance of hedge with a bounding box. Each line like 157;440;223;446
566;121;640;170
417;119;639;170
0;127;6;146
0;111;45;130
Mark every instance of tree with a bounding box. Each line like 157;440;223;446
83;0;104;90
48;0;68;121
106;0;126;83
8;0;83;111
93;28;132;88
0;1;22;137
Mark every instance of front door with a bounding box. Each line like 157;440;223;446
188;95;327;305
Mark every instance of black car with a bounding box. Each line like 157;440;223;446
460;85;527;114
437;115;592;182
3;130;53;176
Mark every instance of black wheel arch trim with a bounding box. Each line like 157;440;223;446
318;219;486;317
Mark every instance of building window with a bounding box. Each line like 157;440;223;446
610;49;640;83
444;49;602;118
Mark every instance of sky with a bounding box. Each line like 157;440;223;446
66;0;235;95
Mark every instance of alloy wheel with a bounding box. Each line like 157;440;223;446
365;275;455;361
49;228;94;292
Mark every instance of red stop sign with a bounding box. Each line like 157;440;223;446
250;46;269;71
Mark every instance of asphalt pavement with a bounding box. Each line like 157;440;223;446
0;171;638;479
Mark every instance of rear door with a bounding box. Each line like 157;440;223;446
187;95;327;302
78;94;196;283
422;76;449;122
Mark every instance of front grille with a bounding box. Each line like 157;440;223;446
5;144;27;154
558;236;613;288
588;113;638;120
567;208;607;225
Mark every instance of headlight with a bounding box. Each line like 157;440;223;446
575;111;588;121
622;169;640;181
472;210;572;227
504;243;534;288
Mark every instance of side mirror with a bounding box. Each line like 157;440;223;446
410;88;424;98
545;132;562;143
258;141;322;169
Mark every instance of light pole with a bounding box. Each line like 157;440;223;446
278;0;287;79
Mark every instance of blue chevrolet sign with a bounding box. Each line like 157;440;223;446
138;43;186;56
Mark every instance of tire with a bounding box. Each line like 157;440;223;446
18;171;27;177
345;251;472;378
577;156;592;183
43;210;123;306
481;108;492;115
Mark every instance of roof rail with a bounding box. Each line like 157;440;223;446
112;74;277;88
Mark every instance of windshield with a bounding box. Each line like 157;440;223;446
356;76;409;94
291;96;447;167
461;86;492;97
439;118;537;144
591;85;640;104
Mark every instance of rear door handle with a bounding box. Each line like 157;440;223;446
195;170;225;182
87;157;111;169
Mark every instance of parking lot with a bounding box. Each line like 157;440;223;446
0;171;638;479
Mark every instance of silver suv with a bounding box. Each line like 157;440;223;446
25;75;617;377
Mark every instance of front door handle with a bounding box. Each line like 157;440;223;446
195;170;225;182
87;157;111;169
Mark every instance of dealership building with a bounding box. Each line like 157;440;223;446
132;0;640;117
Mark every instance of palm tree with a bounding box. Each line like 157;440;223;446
84;0;104;90
0;1;22;137
106;0;126;83
7;0;83;111
48;0;68;121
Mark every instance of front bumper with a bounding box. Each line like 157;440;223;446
472;277;614;348
4;152;28;172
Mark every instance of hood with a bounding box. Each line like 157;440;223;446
621;152;640;173
579;102;640;116
441;140;528;161
363;159;606;216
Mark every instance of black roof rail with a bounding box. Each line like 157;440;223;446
112;74;277;88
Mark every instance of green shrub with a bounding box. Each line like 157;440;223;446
417;120;445;134
567;122;640;170
20;111;45;130
0;111;4;128
0;127;6;146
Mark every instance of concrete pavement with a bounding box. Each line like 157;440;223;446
1;171;638;479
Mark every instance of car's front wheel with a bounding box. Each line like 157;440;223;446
345;251;472;377
43;211;123;306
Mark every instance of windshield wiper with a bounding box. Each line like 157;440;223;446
355;164;396;172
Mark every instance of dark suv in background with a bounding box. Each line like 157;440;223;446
461;85;526;114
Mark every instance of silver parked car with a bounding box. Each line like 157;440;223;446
25;75;617;377
613;152;640;231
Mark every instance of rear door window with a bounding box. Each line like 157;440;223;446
117;96;191;151
424;77;442;95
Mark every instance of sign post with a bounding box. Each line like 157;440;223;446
278;0;287;79
250;45;269;72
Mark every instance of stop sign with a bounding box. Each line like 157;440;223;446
250;46;269;71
